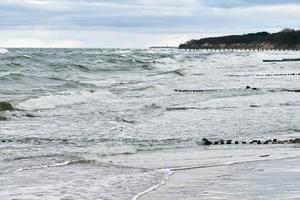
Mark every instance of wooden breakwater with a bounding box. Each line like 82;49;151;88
263;58;300;62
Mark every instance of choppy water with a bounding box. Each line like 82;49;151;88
0;48;300;200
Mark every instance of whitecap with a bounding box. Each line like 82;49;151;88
16;90;119;111
0;48;9;54
80;80;117;88
154;57;176;64
0;111;10;120
95;60;103;63
22;55;33;59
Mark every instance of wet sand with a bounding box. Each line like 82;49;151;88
140;156;300;200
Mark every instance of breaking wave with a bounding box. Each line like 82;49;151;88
0;48;9;54
16;90;119;110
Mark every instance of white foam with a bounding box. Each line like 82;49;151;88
114;50;132;54
17;90;119;110
155;57;176;64
0;111;10;120
16;161;71;172
80;80;117;88
132;169;173;200
81;145;138;157
0;48;9;54
22;55;32;59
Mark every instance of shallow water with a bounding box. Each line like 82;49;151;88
0;48;300;199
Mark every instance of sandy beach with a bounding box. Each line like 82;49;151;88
140;155;300;200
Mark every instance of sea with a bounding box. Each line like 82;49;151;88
0;48;300;200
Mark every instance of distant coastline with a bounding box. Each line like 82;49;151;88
179;29;300;50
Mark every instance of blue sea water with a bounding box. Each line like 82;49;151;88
0;48;299;199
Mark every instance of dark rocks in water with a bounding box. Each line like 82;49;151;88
283;89;300;93
293;138;300;143
1;139;13;143
25;113;36;118
260;154;270;158
0;116;8;121
288;138;300;144
173;70;185;76
257;140;261;144
202;138;212;145
120;118;136;124
263;58;300;63
278;140;285;144
246;86;258;90
226;140;232;144
0;102;14;111
198;138;300;146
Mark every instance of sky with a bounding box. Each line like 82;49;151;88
0;0;300;48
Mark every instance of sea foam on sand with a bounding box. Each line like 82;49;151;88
139;156;300;200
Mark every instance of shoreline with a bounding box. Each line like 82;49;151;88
138;156;300;200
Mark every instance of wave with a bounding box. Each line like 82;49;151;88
168;155;300;172
48;63;91;72
0;137;74;145
141;64;156;70
165;106;228;111
132;169;173;200
21;55;33;59
150;70;185;77
13;156;151;175
70;64;91;71
0;136;196;154
0;73;29;81
16;90;118;110
131;85;156;92
16;161;72;172
0;48;9;54
79;80;118;88
0;111;9;121
154;57;176;64
80;79;143;88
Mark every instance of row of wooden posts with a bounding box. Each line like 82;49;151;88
182;48;300;52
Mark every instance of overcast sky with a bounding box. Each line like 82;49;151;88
1;0;300;48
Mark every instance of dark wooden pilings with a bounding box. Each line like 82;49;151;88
201;138;300;146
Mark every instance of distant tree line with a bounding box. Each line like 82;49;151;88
179;29;300;49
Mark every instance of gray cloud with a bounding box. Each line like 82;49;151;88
203;0;300;8
0;0;299;47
